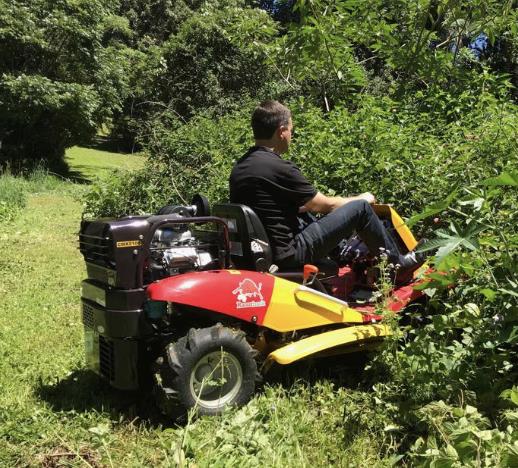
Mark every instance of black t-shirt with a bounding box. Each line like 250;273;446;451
229;146;317;261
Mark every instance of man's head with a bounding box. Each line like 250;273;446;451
252;100;293;153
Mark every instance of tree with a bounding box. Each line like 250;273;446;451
270;0;518;110
111;0;279;149
0;0;129;170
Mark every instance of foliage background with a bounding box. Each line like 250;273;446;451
1;0;518;465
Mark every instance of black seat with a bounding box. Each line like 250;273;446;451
213;203;339;279
212;204;273;272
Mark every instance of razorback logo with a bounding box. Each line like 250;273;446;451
232;279;266;309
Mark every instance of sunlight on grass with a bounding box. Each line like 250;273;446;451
65;146;145;182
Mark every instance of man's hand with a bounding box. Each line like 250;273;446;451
359;192;376;204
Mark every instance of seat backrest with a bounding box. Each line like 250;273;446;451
212;203;272;272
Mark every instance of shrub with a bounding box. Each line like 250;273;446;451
84;94;518;227
84;107;253;218
82;169;169;219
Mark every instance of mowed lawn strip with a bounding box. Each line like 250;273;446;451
0;149;174;466
0;190;89;464
65;146;145;181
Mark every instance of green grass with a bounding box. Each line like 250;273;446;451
0;148;391;466
0;168;75;223
65;146;145;181
0;175;26;222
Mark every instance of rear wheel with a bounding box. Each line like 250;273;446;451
156;325;259;418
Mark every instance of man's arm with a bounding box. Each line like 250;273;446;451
302;191;376;214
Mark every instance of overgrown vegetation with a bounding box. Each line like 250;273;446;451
364;171;518;465
1;0;518;465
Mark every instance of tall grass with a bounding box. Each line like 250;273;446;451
0;168;69;223
0;173;27;222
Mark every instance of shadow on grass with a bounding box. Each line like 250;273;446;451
83;135;136;155
51;136;138;184
36;369;173;428
265;352;372;390
49;159;92;185
56;169;92;185
36;354;379;430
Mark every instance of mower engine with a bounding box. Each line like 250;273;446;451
149;220;218;278
78;196;225;391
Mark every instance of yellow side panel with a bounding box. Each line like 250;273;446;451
262;278;365;332
373;204;418;251
267;324;391;365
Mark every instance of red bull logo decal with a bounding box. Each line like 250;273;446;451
232;279;266;309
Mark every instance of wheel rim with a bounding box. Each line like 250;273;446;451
189;350;243;409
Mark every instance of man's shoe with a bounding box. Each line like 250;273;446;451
398;250;426;271
394;241;427;284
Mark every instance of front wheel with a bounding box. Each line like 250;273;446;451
156;325;259;417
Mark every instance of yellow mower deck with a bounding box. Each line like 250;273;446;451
266;324;391;365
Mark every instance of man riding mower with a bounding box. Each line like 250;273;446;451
79;195;428;417
78;101;428;418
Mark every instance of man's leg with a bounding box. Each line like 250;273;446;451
294;199;401;264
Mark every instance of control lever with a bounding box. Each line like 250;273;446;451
302;264;319;286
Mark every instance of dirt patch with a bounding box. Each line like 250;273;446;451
36;445;101;468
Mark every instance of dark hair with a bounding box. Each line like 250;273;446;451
251;100;291;139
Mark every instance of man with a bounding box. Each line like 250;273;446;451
229;100;423;275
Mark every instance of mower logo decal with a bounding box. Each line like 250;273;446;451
116;240;143;248
232;279;265;309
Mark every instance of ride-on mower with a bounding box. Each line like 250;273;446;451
79;195;428;417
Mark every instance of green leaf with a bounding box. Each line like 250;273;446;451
501;387;518;406
480;288;497;301
416;238;449;254
482;172;518;187
89;423;111;436
423;222;486;264
501;326;518;344
498;288;518;298
406;190;458;228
